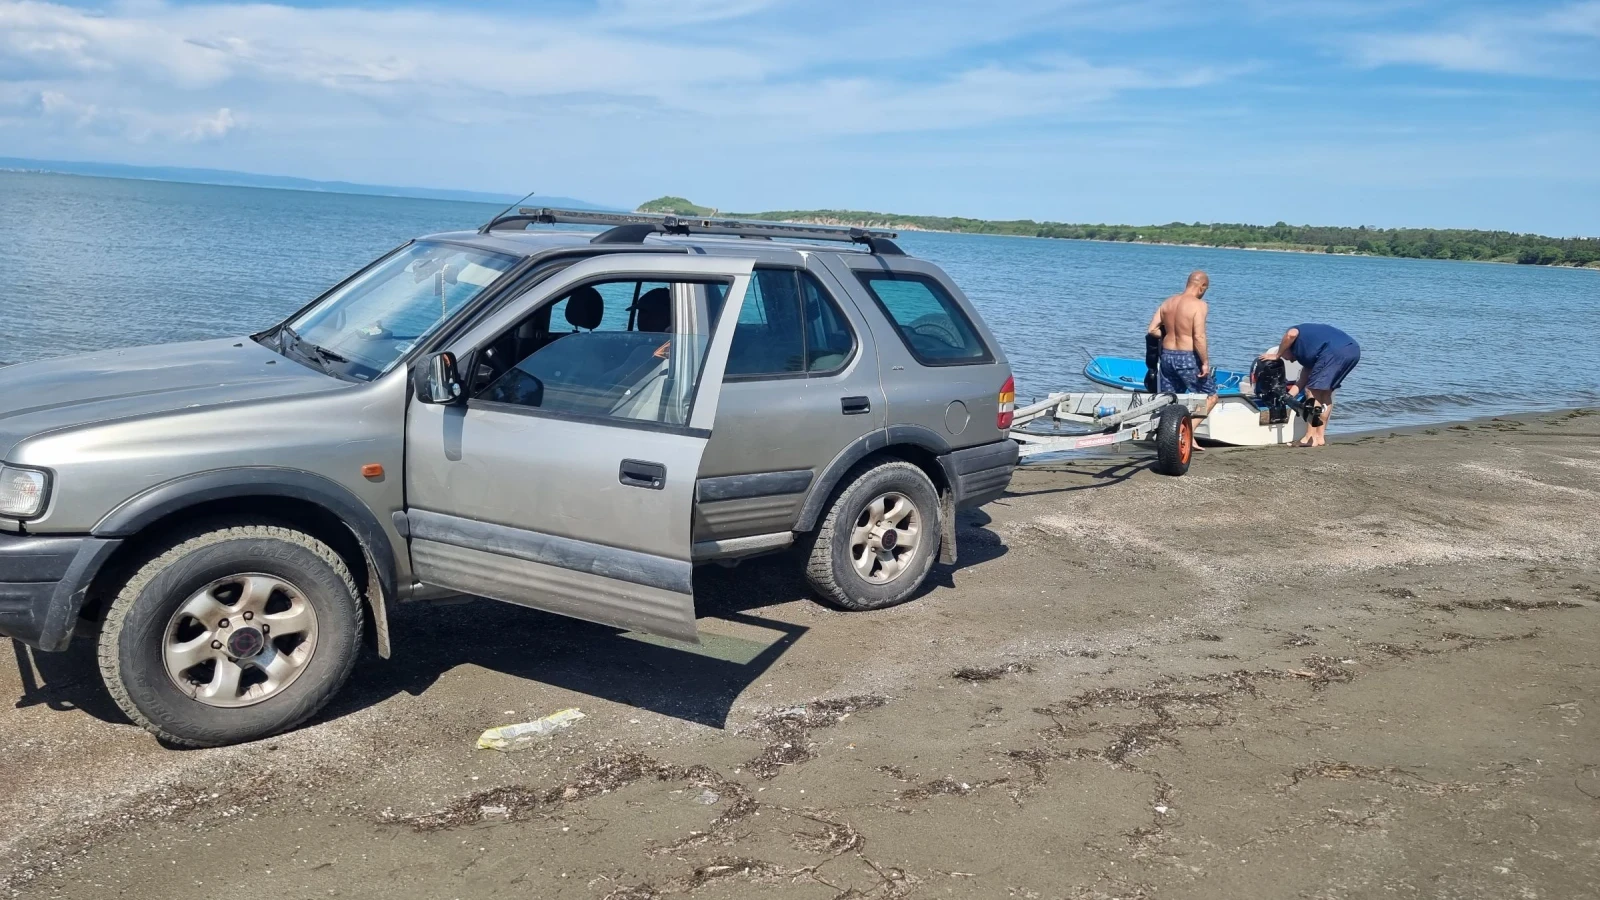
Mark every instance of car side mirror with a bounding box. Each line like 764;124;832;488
416;351;464;405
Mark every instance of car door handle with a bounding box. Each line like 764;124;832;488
619;459;667;490
841;396;871;415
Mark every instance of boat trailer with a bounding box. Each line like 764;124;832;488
1004;358;1321;476
1008;390;1209;476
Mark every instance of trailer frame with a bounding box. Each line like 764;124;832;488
1008;390;1215;474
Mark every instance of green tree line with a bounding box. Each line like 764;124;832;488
635;198;1600;268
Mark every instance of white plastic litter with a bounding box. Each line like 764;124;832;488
477;708;586;751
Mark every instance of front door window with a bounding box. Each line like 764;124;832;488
472;278;728;427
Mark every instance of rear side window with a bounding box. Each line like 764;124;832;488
727;268;805;376
802;274;854;372
725;268;857;378
855;272;990;366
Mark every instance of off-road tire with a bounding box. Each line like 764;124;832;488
97;523;363;747
804;460;941;611
1153;404;1193;477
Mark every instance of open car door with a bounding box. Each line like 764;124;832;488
403;255;754;643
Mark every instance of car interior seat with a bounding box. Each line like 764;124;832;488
632;288;672;333
606;287;676;421
564;286;604;332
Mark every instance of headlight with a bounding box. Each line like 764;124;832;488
0;465;49;518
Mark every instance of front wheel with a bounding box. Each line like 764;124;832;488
1153;404;1193;476
97;523;363;747
804;460;942;611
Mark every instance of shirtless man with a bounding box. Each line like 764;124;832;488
1146;272;1219;443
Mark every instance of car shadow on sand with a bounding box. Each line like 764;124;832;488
12;637;133;725
11;515;1009;737
1003;456;1158;496
329;596;810;731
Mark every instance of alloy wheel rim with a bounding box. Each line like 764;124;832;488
850;491;922;584
162;573;319;708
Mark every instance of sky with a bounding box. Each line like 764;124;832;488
1;0;1597;234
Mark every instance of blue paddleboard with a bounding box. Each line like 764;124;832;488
1084;356;1247;397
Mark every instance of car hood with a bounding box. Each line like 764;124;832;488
0;338;347;460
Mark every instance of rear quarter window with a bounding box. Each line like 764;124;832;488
855;272;991;366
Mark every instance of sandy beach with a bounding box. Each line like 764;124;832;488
3;409;1597;899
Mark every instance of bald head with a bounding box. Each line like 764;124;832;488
1185;270;1209;297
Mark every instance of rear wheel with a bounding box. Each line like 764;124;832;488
805;461;941;611
97;523;363;747
1153;404;1193;476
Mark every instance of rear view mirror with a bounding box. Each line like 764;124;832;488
416;351;464;405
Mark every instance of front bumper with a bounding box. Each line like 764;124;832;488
0;532;120;651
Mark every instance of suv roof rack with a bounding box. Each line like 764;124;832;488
483;207;906;256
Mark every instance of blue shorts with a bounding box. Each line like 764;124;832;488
1304;342;1360;392
1158;349;1216;395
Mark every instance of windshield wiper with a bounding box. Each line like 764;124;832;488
277;324;300;353
277;326;347;374
307;343;349;365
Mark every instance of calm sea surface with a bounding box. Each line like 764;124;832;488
3;171;1597;433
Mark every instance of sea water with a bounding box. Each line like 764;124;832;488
3;171;1597;433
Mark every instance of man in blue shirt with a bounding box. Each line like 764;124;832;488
1258;323;1361;447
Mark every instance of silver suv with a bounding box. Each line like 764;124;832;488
0;209;1018;747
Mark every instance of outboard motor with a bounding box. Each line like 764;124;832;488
1251;357;1326;427
1144;332;1161;393
1251;357;1292;425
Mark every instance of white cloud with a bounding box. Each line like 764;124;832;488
6;83;238;143
183;106;234;142
0;0;1221;140
0;0;235;85
1348;1;1600;76
596;0;781;28
3;0;1588;234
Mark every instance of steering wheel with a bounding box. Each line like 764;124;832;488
909;316;963;349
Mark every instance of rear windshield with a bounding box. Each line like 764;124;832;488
854;272;991;366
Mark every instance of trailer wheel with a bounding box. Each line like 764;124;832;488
1153;404;1193;476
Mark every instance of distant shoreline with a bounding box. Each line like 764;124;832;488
639;197;1600;271
1059;236;1600;268
764;217;1600;270
3;165;1593;270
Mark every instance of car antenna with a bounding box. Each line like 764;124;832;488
478;189;539;234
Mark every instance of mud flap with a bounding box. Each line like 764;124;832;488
939;488;958;565
364;553;391;659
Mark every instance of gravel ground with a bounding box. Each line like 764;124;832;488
3;409;1598;899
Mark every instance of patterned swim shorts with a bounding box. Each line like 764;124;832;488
1157;349;1216;395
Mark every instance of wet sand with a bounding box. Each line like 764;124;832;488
3;409;1597;899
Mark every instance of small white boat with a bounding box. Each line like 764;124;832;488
1081;354;1308;447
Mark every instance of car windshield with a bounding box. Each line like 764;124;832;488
281;241;518;380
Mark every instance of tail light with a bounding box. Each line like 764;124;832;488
997;376;1015;430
